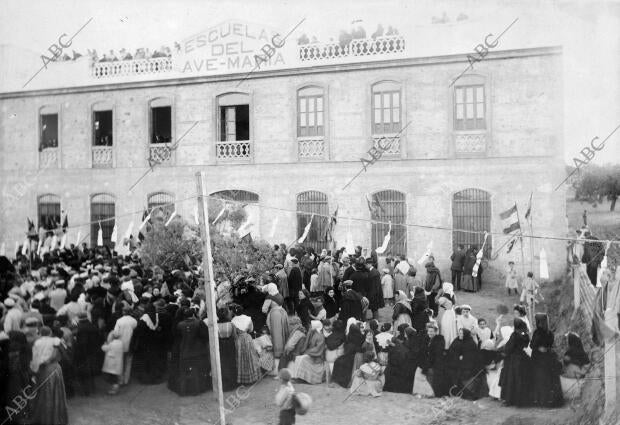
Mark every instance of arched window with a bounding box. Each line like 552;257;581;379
91;193;116;247
211;190;260;238
370;190;406;257
37;194;61;231
147;191;175;221
371;81;401;135
297;191;329;252
211;190;259;203
452;189;492;257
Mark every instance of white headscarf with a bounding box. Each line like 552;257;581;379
30;336;61;373
442;282;454;296
346;317;358;335
311;320;323;332
265;283;279;297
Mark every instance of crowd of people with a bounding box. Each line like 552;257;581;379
48;45;177;64
0;241;593;425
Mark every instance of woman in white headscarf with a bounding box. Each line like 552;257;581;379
392;290;413;331
294;320;327;384
437;296;458;349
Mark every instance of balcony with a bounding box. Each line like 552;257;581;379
92;146;113;168
299;35;405;62
215;141;251;161
39;147;59;168
298;137;326;159
92;57;173;79
149;143;174;165
454;132;487;156
373;134;401;156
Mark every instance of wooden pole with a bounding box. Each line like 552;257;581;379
574;265;580;309
195;171;226;425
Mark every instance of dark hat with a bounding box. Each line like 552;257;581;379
291;258;299;264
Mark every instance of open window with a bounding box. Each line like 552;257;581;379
93;110;113;146
39;106;59;151
150;98;172;144
218;93;250;142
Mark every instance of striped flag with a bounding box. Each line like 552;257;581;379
506;234;519;253
297;214;314;244
500;204;520;234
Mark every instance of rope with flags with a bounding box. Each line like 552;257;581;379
472;232;489;278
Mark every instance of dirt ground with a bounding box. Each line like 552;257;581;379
66;199;619;425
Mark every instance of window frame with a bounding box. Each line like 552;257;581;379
90;193;116;248
297;86;325;138
296;190;329;252
369;190;407;257
451;188;493;259
453;84;486;131
371;81;402;135
37;194;61;232
148;97;174;145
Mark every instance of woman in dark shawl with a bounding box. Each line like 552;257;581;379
462;248;477;292
331;323;365;388
296;289;315;329
411;287;430;333
323;287;339;319
131;303;167;384
421;322;450;397
499;318;532;406
168;308;211;396
563;332;590;378
4;331;33;423
383;327;416;393
447;328;481;399
278;316;307;372
216;307;238;391
530;313;563;407
325;319;346;380
392;290;413;330
424;262;442;316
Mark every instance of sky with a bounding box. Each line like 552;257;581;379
1;0;619;164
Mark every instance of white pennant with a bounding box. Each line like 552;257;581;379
14;241;19;258
110;223;118;244
21;238;29;255
539;247;549;280
417;240;434;265
97;224;103;246
50;234;58;250
165;210;178;227
60;232;67;250
596;241;612;287
123;221;134;242
37;238;43;256
375;221;391;254
297;214;314;244
472;232;489;278
138;213;151;231
211;204;226;225
194;205;199;225
75;229;82;246
0;242;5;257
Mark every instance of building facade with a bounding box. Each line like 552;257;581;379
0;20;567;279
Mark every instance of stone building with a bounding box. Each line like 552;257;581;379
0;19;567;279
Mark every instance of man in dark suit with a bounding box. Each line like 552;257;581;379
339;280;363;322
450;244;466;290
366;257;384;319
287;258;303;312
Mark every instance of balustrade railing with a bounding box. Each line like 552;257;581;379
454;132;487;155
92;146;113;168
298;137;326;159
149;143;174;165
299;35;405;62
39;147;59;168
373;134;401;155
92;57;173;78
216;141;252;160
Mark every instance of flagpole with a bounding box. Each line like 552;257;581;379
527;193;534;274
514;203;527;283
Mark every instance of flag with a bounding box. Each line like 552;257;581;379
165;210;178;227
138;209;151;241
123;221;134;242
367;194;385;218
14;241;19;258
539;248;549;280
297;214;314;244
27;218;37;239
21;238;29;255
110;223;118;244
60;232;67;250
37;238;43;256
211;203;227;225
0;242;5;257
97;224;103;246
596;241;611;288
50;234;58;250
375;221;391;254
506;235;518;253
472;232;489;278
417;240;433;265
500;204;520;234
324;206;338;242
75;229;82;246
524;192;533;221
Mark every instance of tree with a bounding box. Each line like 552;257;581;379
138;202;278;282
601;176;620;211
572;165;620;211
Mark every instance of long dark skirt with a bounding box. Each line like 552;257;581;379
169;355;211;396
331;353;355;388
500;353;532;406
219;335;238;391
427;367;450;397
30;362;68;425
133;345;167;385
384;366;415;394
531;351;563;407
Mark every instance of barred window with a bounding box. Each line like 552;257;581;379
38;194;61;231
91;193;116;247
297;191;329;252
371;81;401;135
370;190;406;257
452;188;492;258
297;86;324;138
147;191;175;222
